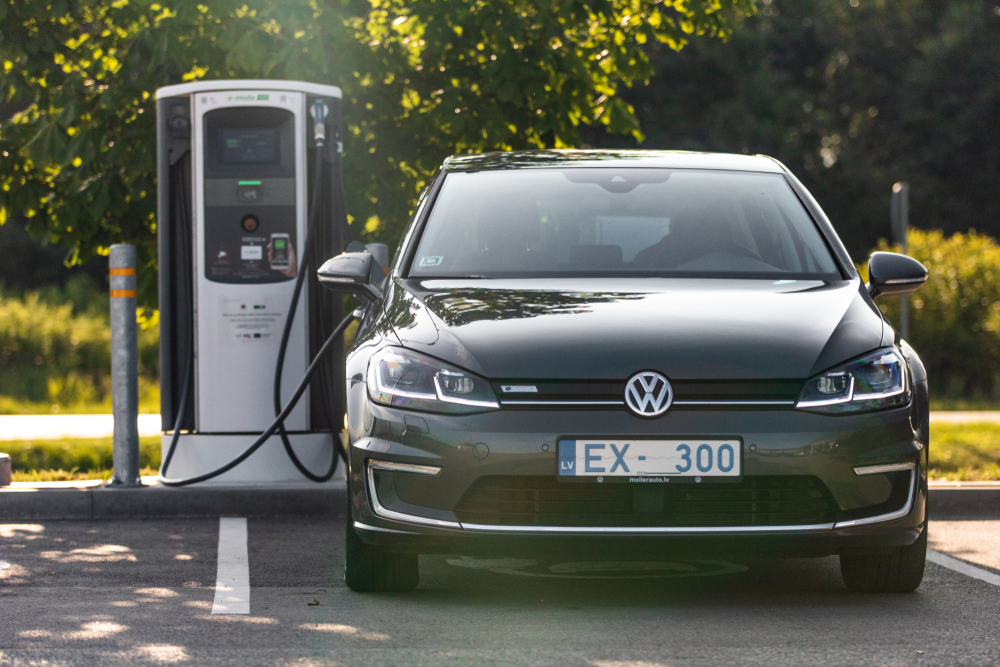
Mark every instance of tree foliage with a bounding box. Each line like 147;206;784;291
861;229;1000;399
595;0;1000;260
0;0;753;306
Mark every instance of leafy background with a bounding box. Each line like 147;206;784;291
0;0;753;306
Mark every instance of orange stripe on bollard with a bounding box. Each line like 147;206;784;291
109;268;136;276
110;290;137;298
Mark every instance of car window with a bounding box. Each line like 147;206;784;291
409;168;840;279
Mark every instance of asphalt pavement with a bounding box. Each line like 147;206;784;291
2;517;999;666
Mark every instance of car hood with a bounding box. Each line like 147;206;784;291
383;278;885;380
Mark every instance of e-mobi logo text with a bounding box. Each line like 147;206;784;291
227;94;269;101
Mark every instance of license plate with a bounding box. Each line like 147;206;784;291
557;438;741;480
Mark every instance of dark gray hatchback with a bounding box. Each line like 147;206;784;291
318;150;930;594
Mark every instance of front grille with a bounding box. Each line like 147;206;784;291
454;475;839;528
494;379;802;409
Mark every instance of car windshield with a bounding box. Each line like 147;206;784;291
408;168;841;279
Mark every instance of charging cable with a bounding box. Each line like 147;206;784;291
271;99;345;481
158;312;356;487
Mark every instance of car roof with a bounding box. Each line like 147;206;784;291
442;149;787;174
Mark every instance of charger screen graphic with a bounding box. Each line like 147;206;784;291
220;128;279;164
204;108;296;283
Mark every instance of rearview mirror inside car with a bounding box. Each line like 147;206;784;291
317;251;383;301
866;251;928;299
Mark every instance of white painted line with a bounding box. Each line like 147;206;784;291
212;517;250;614
930;411;1000;424
928;549;1000;587
0;414;162;440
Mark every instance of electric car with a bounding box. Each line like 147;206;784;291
318;150;930;593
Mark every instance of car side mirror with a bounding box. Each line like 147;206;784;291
866;251;928;299
317;251;383;302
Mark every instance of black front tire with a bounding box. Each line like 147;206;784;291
344;498;419;593
840;525;927;593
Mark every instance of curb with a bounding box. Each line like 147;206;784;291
1;481;996;522
0;483;346;521
929;486;1000;519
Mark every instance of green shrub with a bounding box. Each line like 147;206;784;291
0;276;158;410
11;468;160;482
861;229;1000;401
4;436;161;473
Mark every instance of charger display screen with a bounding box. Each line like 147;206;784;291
220;128;279;164
204;106;296;284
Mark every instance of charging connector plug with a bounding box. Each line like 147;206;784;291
310;100;328;148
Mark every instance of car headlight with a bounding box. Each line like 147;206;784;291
796;348;909;413
367;347;499;414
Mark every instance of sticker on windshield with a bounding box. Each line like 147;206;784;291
419;256;444;267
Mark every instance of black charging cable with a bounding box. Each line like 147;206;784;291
158;312;356;487
271;99;345;481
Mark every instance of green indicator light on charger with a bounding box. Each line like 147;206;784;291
238;180;262;185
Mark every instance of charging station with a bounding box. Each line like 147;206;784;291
155;80;347;484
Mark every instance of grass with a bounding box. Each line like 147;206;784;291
0;377;160;415
12;467;160;482
928;397;1000;412
928;422;1000;481
3;436;161;482
2;425;998;482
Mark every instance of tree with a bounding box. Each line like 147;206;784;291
592;0;1000;262
863;229;1000;399
0;0;753;306
895;2;1000;241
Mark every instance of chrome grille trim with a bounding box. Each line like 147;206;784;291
458;522;836;534
500;400;624;406
673;399;796;406
499;399;795;407
353;521;417;534
366;462;462;529
853;461;916;475
368;460;442;476
832;468;916;529
364;467;917;534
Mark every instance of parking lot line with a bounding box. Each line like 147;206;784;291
0;413;163;440
212;517;250;614
928;549;1000;587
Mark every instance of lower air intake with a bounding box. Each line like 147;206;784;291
454;475;840;528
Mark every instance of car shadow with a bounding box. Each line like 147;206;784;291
411;553;859;607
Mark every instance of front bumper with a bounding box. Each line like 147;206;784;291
345;393;928;557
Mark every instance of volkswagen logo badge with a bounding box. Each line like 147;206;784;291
624;371;673;417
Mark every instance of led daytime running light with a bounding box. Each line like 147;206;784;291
797;375;855;408
432;374;499;408
796;348;909;414
367;347;500;414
